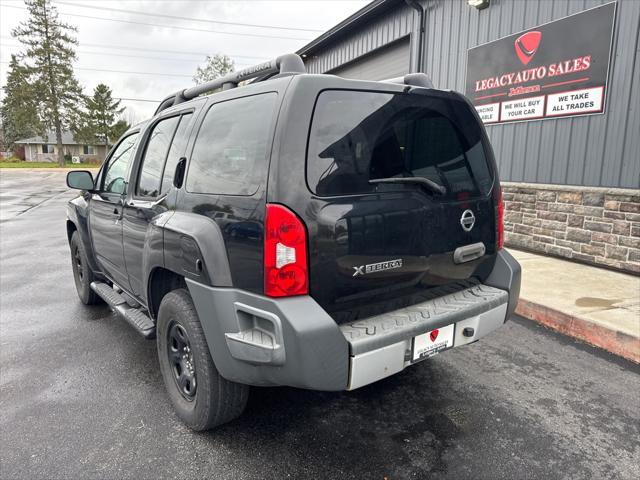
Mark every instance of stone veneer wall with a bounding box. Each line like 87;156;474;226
502;182;640;275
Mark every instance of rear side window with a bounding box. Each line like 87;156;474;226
137;116;180;198
161;113;193;194
307;90;493;199
186;93;277;196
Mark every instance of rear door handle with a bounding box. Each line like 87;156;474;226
453;242;486;264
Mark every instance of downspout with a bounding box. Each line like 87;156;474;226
405;0;425;73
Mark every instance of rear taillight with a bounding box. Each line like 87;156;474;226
264;204;308;297
495;187;504;250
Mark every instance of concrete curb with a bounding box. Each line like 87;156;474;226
516;299;640;364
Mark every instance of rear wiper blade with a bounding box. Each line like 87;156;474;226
369;177;447;195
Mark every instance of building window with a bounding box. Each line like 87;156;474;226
42;144;54;154
83;145;95;155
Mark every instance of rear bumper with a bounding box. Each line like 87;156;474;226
347;299;507;389
186;249;521;391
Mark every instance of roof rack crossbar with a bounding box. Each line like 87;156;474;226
383;73;434;89
154;53;305;115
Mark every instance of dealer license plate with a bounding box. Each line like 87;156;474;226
412;324;455;362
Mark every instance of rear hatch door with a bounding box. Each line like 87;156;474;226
305;88;499;320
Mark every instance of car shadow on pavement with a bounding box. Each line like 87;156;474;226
206;363;458;478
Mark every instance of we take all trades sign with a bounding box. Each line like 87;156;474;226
465;2;616;125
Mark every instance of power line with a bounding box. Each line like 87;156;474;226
116;98;160;103
0;36;270;61
1;4;312;42
0;42;253;66
63;66;193;78
76;50;245;67
81;46;266;62
0;61;194;78
0;0;365;2
53;1;323;33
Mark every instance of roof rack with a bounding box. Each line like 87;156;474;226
383;73;434;89
154;53;305;115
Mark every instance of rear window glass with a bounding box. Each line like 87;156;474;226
137;115;180;198
161;113;193;194
307;90;493;199
186;93;277;196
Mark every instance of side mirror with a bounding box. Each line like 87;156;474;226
67;170;95;191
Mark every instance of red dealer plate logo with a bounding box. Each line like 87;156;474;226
430;330;439;342
412;324;455;362
514;31;542;65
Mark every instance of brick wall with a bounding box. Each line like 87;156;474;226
502;182;640;275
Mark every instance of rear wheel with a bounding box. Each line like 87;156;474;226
157;288;249;431
70;231;101;305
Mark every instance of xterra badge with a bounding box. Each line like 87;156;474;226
352;259;403;277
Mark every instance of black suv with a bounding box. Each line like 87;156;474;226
66;54;521;431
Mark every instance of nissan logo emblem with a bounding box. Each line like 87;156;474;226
460;209;475;232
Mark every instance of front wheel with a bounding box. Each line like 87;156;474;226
157;289;249;431
69;231;102;305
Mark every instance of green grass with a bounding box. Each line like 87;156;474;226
0;161;100;168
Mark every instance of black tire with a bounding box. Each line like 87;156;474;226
70;231;102;305
157;289;249;431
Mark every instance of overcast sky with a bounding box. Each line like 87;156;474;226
0;0;368;123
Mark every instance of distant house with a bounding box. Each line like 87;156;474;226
14;131;107;162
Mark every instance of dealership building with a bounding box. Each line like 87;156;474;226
298;0;639;274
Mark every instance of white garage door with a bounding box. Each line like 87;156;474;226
329;38;410;81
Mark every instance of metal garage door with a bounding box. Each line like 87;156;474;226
329;38;410;81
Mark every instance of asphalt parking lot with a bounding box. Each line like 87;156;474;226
1;169;639;480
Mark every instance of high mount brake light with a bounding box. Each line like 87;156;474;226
264;204;309;297
495;187;504;250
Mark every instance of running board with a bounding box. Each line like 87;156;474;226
90;282;156;339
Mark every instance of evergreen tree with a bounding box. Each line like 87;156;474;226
1;54;42;148
12;0;84;166
193;54;235;85
110;119;130;144
74;84;124;151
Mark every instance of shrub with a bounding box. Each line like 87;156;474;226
83;157;103;165
3;156;24;163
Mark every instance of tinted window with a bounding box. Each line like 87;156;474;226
186;93;277;196
161;113;193;194
307;90;493;199
103;133;139;194
137;116;180;197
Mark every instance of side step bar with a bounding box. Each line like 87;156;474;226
90;282;156;339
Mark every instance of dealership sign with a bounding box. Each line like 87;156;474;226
465;2;616;125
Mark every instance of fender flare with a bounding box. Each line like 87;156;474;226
66;197;101;273
160;211;233;288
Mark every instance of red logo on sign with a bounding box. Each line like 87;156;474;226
430;330;439;342
514;31;542;65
